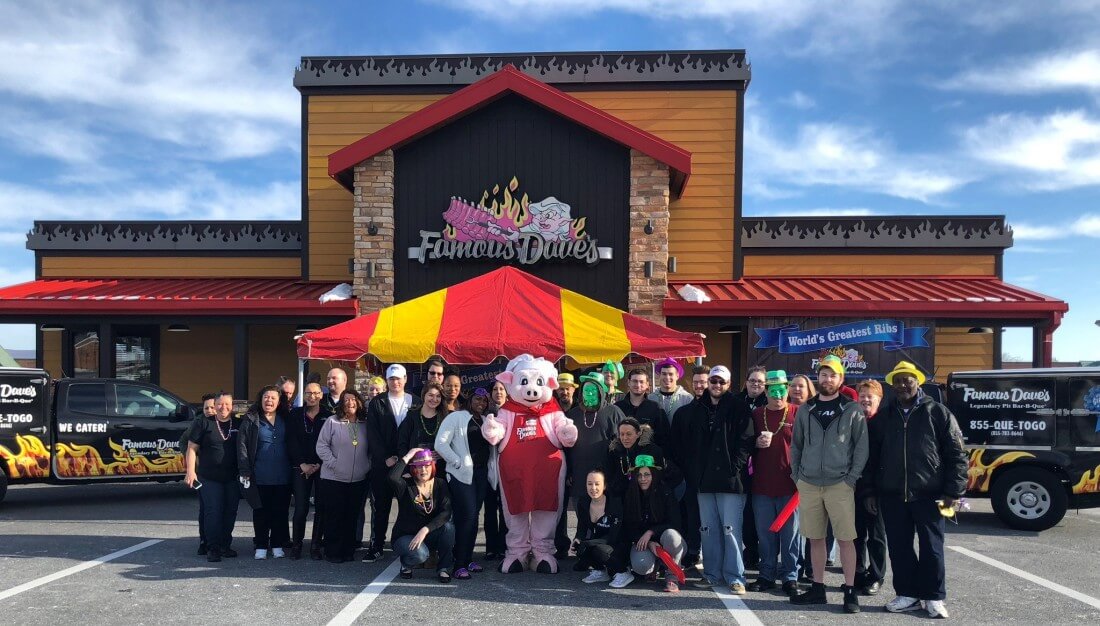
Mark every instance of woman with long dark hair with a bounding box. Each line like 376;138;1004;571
435;387;494;579
238;385;292;559
315;389;371;563
390;447;455;583
614;455;684;593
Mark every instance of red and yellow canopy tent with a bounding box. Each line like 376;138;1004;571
296;267;705;365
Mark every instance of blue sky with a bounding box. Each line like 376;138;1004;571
0;0;1097;361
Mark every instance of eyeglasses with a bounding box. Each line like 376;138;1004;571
708;377;728;384
428;370;444;377
747;379;766;385
304;391;323;396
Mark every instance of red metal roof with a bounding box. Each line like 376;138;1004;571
665;276;1068;320
327;65;692;196
0;278;357;317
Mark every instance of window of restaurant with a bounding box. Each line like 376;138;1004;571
113;327;158;383
71;330;99;378
63;325;159;382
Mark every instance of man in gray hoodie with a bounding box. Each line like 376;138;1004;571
789;354;868;613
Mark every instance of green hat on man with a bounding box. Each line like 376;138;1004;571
765;369;789;387
818;354;846;376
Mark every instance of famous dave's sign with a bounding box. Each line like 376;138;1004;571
948;377;1057;447
409;176;612;266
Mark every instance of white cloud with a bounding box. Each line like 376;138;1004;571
1011;213;1100;240
745;113;970;202
0;2;300;162
781;91;816;109
964;110;1100;190
942;49;1100;95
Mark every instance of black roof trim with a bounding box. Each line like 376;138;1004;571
28;221;303;253
294;50;750;89
742;216;1013;250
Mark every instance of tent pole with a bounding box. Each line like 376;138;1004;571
297;358;305;407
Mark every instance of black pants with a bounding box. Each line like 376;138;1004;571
881;496;947;601
253;484;291;549
449;467;490;567
681;484;701;558
321;478;369;559
199;478;240;553
197;490;206;544
483;483;508;555
855;499;888;585
577;541;617;572
554;487;571;553
742;493;758;566
291;471;323;546
368;469;395;550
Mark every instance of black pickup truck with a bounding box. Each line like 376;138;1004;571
0;367;194;503
948;367;1100;531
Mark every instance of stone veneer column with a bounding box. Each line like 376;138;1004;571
628;150;670;325
352;150;396;313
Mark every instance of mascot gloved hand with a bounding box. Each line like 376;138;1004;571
481;354;577;573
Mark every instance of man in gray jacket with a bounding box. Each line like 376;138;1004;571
789;354;868;613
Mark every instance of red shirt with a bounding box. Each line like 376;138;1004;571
751;403;798;497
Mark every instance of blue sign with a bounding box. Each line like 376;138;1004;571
754;319;930;354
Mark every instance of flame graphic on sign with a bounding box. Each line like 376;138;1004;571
0;434;51;478
54;438;184;477
966;449;1035;493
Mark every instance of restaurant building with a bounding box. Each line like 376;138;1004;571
0;50;1068;401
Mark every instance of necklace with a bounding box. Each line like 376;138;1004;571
470;413;483;429
420;412;439;437
582;409;598;429
302;411;318;434
415;482;435;514
345;419;360;447
215;418;231;441
765;405;792;432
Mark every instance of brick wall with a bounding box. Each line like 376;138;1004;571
628;150;670;324
352;150;396;313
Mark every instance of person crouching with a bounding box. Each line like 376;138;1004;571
613;455;685;593
391;448;455;583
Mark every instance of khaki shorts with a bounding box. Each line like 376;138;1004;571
796;480;857;541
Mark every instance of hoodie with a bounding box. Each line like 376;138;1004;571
790;394;868;488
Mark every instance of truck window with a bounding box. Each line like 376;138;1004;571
112;384;182;419
66;383;107;416
1068;378;1100;446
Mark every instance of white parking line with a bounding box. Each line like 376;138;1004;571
0;539;162;601
949;545;1100;611
711;584;765;626
326;558;403;626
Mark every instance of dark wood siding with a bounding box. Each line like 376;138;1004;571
394;95;630;307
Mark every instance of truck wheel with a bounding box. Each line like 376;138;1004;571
991;467;1068;531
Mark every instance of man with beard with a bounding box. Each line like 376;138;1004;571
559;373;625;559
790;355;868;613
556;373;578;412
615;368;670;449
690;365;709;399
735;366;769;570
866;362;966;619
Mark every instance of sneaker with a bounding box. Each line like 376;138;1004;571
664;578;680;593
468;561;483;573
885;596;923;613
438;569;452;583
782;580;800;596
583;570;611;584
609;572;635;588
254;549;268;560
729;582;747;595
791;582;827;605
454;567;471;580
399;567;412;579
842;584;861;613
691;578;718;589
272;548;286;559
361;550;378;563
747;578;776;592
926;599;950;619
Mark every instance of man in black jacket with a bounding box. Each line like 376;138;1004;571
733;366;768;571
615;368;670;448
678;365;755;594
364;364;416;562
287;382;332;559
866;361;967;619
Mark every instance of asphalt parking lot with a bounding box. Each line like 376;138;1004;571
2;482;1099;625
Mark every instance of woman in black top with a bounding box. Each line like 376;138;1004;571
482;380;509;559
398;383;446;469
185;392;242;563
238;385;292;560
615;455;684;593
287;381;332;559
390;448;455;583
573;468;624;584
605;418;678;497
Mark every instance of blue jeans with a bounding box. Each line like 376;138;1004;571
448;467;489;567
394;522;456;572
697;492;747;585
199;478;241;553
752;494;800;582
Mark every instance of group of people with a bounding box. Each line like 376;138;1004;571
181;353;968;618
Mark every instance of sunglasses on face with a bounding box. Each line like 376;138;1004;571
709;378;728;384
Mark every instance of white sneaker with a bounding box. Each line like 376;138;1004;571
885;596;922;613
583;570;611;584
271;548;285;559
926;599;950;619
609;572;635;588
254;549;268;560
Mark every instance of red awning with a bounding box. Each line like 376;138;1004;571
0;278;357;317
665;276;1068;321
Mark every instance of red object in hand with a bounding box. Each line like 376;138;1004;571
654;545;686;584
769;493;800;533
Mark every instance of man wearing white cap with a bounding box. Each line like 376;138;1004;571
364;363;416;562
678;365;756;594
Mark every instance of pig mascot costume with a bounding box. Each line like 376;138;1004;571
482;354;578;573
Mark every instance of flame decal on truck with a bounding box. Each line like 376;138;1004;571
966;448;1036;493
0;434;51;478
54;438;184;477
